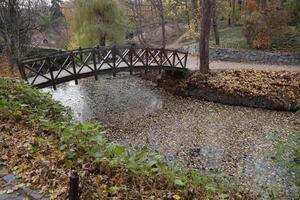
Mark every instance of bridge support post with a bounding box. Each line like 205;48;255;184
17;60;28;82
69;171;80;200
145;48;149;74
70;52;78;85
184;52;188;69
112;45;117;77
159;49;163;74
172;50;177;75
129;45;133;75
92;49;98;80
47;57;57;90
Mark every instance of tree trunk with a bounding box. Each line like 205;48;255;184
191;0;196;18
185;0;190;27
238;0;242;20
232;0;236;26
228;0;231;26
159;0;166;48
199;0;214;74
8;0;18;71
100;35;106;46
260;0;267;10
150;0;166;48
212;3;220;45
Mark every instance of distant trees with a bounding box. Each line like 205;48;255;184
243;3;289;49
150;0;166;47
0;0;47;69
50;0;64;20
284;0;300;28
73;0;126;47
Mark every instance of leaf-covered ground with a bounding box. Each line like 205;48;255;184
187;70;300;110
0;78;255;199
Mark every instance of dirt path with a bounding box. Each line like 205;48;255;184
187;55;300;72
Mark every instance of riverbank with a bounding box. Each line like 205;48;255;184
0;78;255;199
44;74;300;199
154;69;300;111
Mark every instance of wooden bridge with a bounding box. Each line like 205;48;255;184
18;45;189;89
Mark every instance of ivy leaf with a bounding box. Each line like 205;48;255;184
218;193;229;199
59;144;67;151
109;144;125;156
89;134;105;144
174;179;186;187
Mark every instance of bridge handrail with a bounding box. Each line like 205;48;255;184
20;45;188;64
18;45;189;89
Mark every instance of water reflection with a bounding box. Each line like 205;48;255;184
42;73;163;124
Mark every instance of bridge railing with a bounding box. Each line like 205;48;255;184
18;45;188;89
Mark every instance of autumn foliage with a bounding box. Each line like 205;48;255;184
243;4;289;49
245;0;257;13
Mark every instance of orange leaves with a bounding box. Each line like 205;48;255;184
244;4;289;49
245;0;257;13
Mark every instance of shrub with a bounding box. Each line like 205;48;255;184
243;4;289;49
245;0;257;13
284;0;300;28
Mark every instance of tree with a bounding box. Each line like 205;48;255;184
199;0;214;74
284;0;300;27
212;0;220;45
0;0;47;70
150;0;166;48
73;0;126;47
50;0;64;19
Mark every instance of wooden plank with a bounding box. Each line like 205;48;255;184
92;49;98;80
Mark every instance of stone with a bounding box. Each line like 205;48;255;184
3;174;16;184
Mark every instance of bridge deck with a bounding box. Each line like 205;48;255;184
19;46;188;89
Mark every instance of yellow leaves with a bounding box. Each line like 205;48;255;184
173;194;181;200
22;196;30;200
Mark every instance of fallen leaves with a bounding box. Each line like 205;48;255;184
186;70;300;110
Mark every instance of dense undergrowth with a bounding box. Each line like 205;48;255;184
0;78;255;199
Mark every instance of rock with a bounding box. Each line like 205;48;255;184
3;173;16;184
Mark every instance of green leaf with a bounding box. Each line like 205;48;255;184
218;193;229;199
89;134;105;144
174;179;186;187
67;149;76;159
109;144;125;156
59;144;67;151
205;184;218;192
64;160;73;169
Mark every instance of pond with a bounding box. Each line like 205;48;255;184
43;73;299;199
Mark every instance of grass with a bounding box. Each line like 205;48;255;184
182;24;300;53
210;25;300;52
0;78;255;199
210;26;249;49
